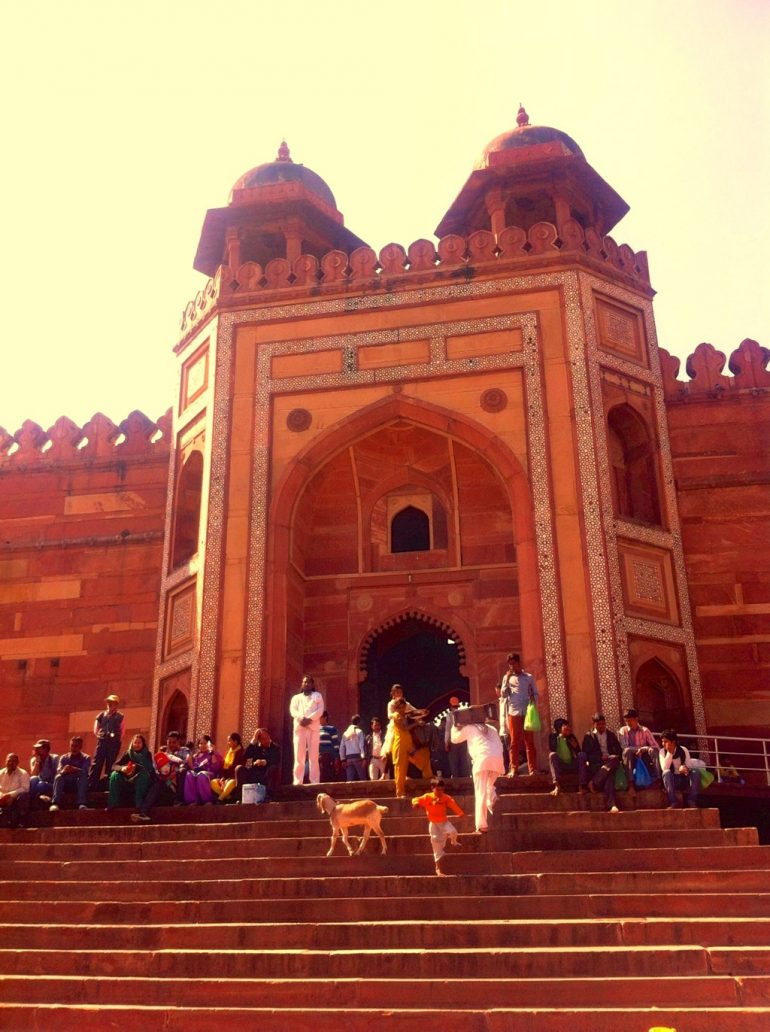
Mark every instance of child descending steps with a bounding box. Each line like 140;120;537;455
412;777;464;876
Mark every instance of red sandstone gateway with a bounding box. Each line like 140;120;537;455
0;111;768;769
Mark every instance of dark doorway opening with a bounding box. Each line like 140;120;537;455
358;616;469;725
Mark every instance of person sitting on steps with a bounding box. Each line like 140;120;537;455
50;736;90;812
618;707;660;794
580;713;622;813
107;733;161;823
548;719;581;796
211;732;245;802
659;729;699;809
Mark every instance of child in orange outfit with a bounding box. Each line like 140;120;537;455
412;777;464;876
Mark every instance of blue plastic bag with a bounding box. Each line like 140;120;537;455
634;757;653;788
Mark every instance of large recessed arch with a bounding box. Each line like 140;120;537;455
261;393;543;738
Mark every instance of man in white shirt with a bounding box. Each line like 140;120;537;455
450;720;505;833
289;674;324;785
0;753;31;829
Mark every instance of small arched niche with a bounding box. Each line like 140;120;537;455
171;450;203;569
162;688;189;741
607;404;662;526
635;657;690;733
391;505;430;553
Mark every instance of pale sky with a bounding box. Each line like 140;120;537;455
1;0;768;435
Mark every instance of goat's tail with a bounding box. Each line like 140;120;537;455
378;805;389;816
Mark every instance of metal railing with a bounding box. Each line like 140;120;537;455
664;731;770;788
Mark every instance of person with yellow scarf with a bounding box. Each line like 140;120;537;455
211;732;245;802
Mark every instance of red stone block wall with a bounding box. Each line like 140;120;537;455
0;411;170;765
662;341;770;738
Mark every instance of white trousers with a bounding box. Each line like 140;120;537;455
293;725;320;785
472;768;499;831
369;756;387;780
429;819;458;862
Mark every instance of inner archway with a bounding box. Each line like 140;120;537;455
358;614;470;724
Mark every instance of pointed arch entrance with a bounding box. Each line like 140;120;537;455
358;611;470;722
262;393;543;743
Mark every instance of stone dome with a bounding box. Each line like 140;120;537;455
231;141;337;209
477;106;584;168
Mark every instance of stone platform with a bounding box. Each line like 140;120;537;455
1;778;769;1030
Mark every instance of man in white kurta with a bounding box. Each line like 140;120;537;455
450;721;505;832
289;675;324;785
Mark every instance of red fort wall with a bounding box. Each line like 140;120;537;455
0;410;170;762
661;339;770;737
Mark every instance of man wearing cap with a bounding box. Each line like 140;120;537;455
581;714;622;812
0;753;31;828
89;694;125;791
618;707;660;791
29;739;59;804
444;697;470;780
500;653;538;776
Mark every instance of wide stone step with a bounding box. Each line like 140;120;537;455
0;825;750;862
3;842;767;883
3;891;769;926
1;1005;769;1032
0;944;749;979
6;973;770;1009
1;866;768;902
3;945;770;981
2;917;769;952
15;803;719;841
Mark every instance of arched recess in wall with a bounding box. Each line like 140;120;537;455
634;657;689;733
171;450;203;568
391;504;430;553
607;404;662;526
263;393;543;734
161;689;189;740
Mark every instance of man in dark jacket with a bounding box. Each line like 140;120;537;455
581;713;622;812
236;728;280;799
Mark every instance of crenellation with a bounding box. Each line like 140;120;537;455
0;410;170;468
660;340;770;400
180;221;650;339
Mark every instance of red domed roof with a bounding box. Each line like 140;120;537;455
477;105;584;168
231;142;337;209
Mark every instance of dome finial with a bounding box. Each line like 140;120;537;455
516;103;530;128
277;140;292;163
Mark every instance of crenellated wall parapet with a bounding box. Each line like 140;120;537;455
177;219;649;339
0;409;171;468
660;339;770;401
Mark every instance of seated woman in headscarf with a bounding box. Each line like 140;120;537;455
107;733;160;822
183;735;224;805
210;732;245;802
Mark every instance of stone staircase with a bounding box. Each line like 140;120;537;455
1;781;769;1031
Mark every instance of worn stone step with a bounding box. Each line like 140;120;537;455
2;917;769;952
13;803;719;842
0;973;755;1009
1;866;768;902
0;824;751;863
3;841;767;884
3;891;769;926
1;1005;767;1032
0;944;733;979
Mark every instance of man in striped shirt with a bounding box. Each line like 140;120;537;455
618;707;660;790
